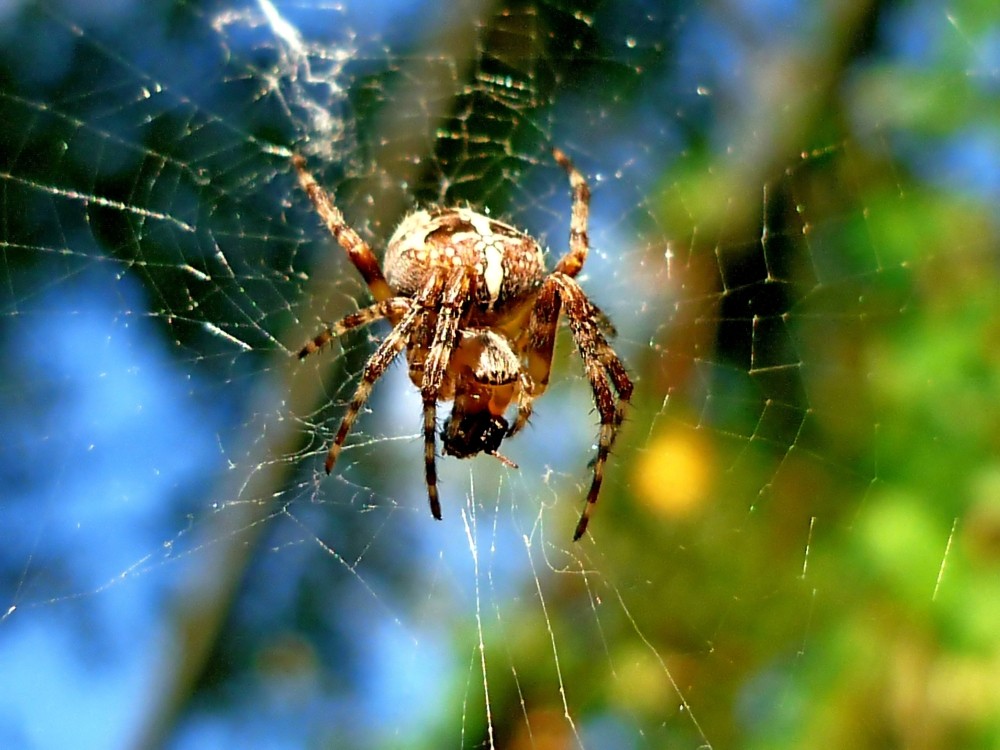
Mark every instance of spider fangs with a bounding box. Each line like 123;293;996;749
294;148;632;540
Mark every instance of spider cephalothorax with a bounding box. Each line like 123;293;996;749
295;148;632;540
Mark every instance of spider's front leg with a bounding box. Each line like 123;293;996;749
297;299;411;359
419;267;471;521
320;303;421;474
314;274;440;476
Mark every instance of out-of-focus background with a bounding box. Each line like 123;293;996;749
1;0;998;748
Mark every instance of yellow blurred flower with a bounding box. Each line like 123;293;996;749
633;427;714;519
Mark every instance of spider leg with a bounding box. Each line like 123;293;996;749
590;299;618;338
508;271;564;437
419;267;471;521
298;298;411;359
512;277;618;439
551;147;591;279
321;275;442;475
542;273;632;540
293;155;394;303
513;149;606;437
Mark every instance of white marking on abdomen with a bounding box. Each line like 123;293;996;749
484;244;504;302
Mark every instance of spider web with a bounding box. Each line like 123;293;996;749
2;0;999;748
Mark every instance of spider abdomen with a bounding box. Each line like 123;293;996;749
384;207;545;314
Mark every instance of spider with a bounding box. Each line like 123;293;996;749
294;147;632;540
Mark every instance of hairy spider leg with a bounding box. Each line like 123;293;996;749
506;147;590;438
419;267;472;521
293;155;394;303
322;274;443;475
297;299;411;359
551;147;591;279
528;273;632;540
556;274;632;539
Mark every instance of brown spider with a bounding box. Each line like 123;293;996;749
294;147;632;540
